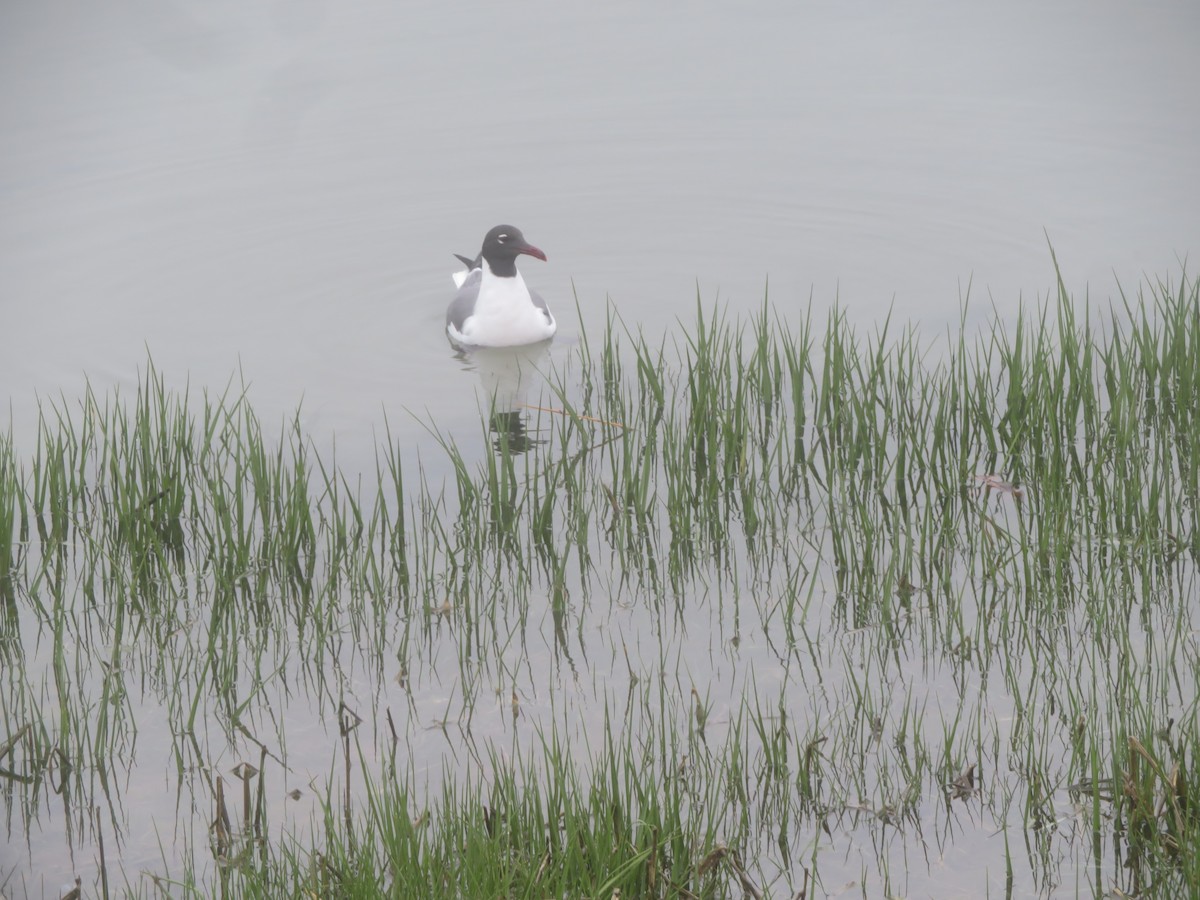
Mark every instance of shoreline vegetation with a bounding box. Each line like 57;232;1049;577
1;267;1197;898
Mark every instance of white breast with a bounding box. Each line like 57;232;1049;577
450;260;556;347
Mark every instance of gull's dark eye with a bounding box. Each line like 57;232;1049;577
497;234;509;242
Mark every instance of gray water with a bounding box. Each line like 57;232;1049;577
2;2;1199;896
3;0;1198;472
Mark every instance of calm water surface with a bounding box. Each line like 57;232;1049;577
3;0;1197;469
1;1;1198;896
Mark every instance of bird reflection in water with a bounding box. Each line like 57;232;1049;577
451;340;554;455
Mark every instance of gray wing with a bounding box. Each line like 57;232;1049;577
446;269;483;330
529;288;554;326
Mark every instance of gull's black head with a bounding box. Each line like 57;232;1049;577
479;225;547;277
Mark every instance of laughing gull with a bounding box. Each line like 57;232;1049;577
446;225;556;348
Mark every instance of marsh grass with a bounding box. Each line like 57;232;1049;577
1;266;1197;898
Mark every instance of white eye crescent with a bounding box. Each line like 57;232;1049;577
497;233;509;241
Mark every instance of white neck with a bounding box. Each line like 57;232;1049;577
476;258;531;313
